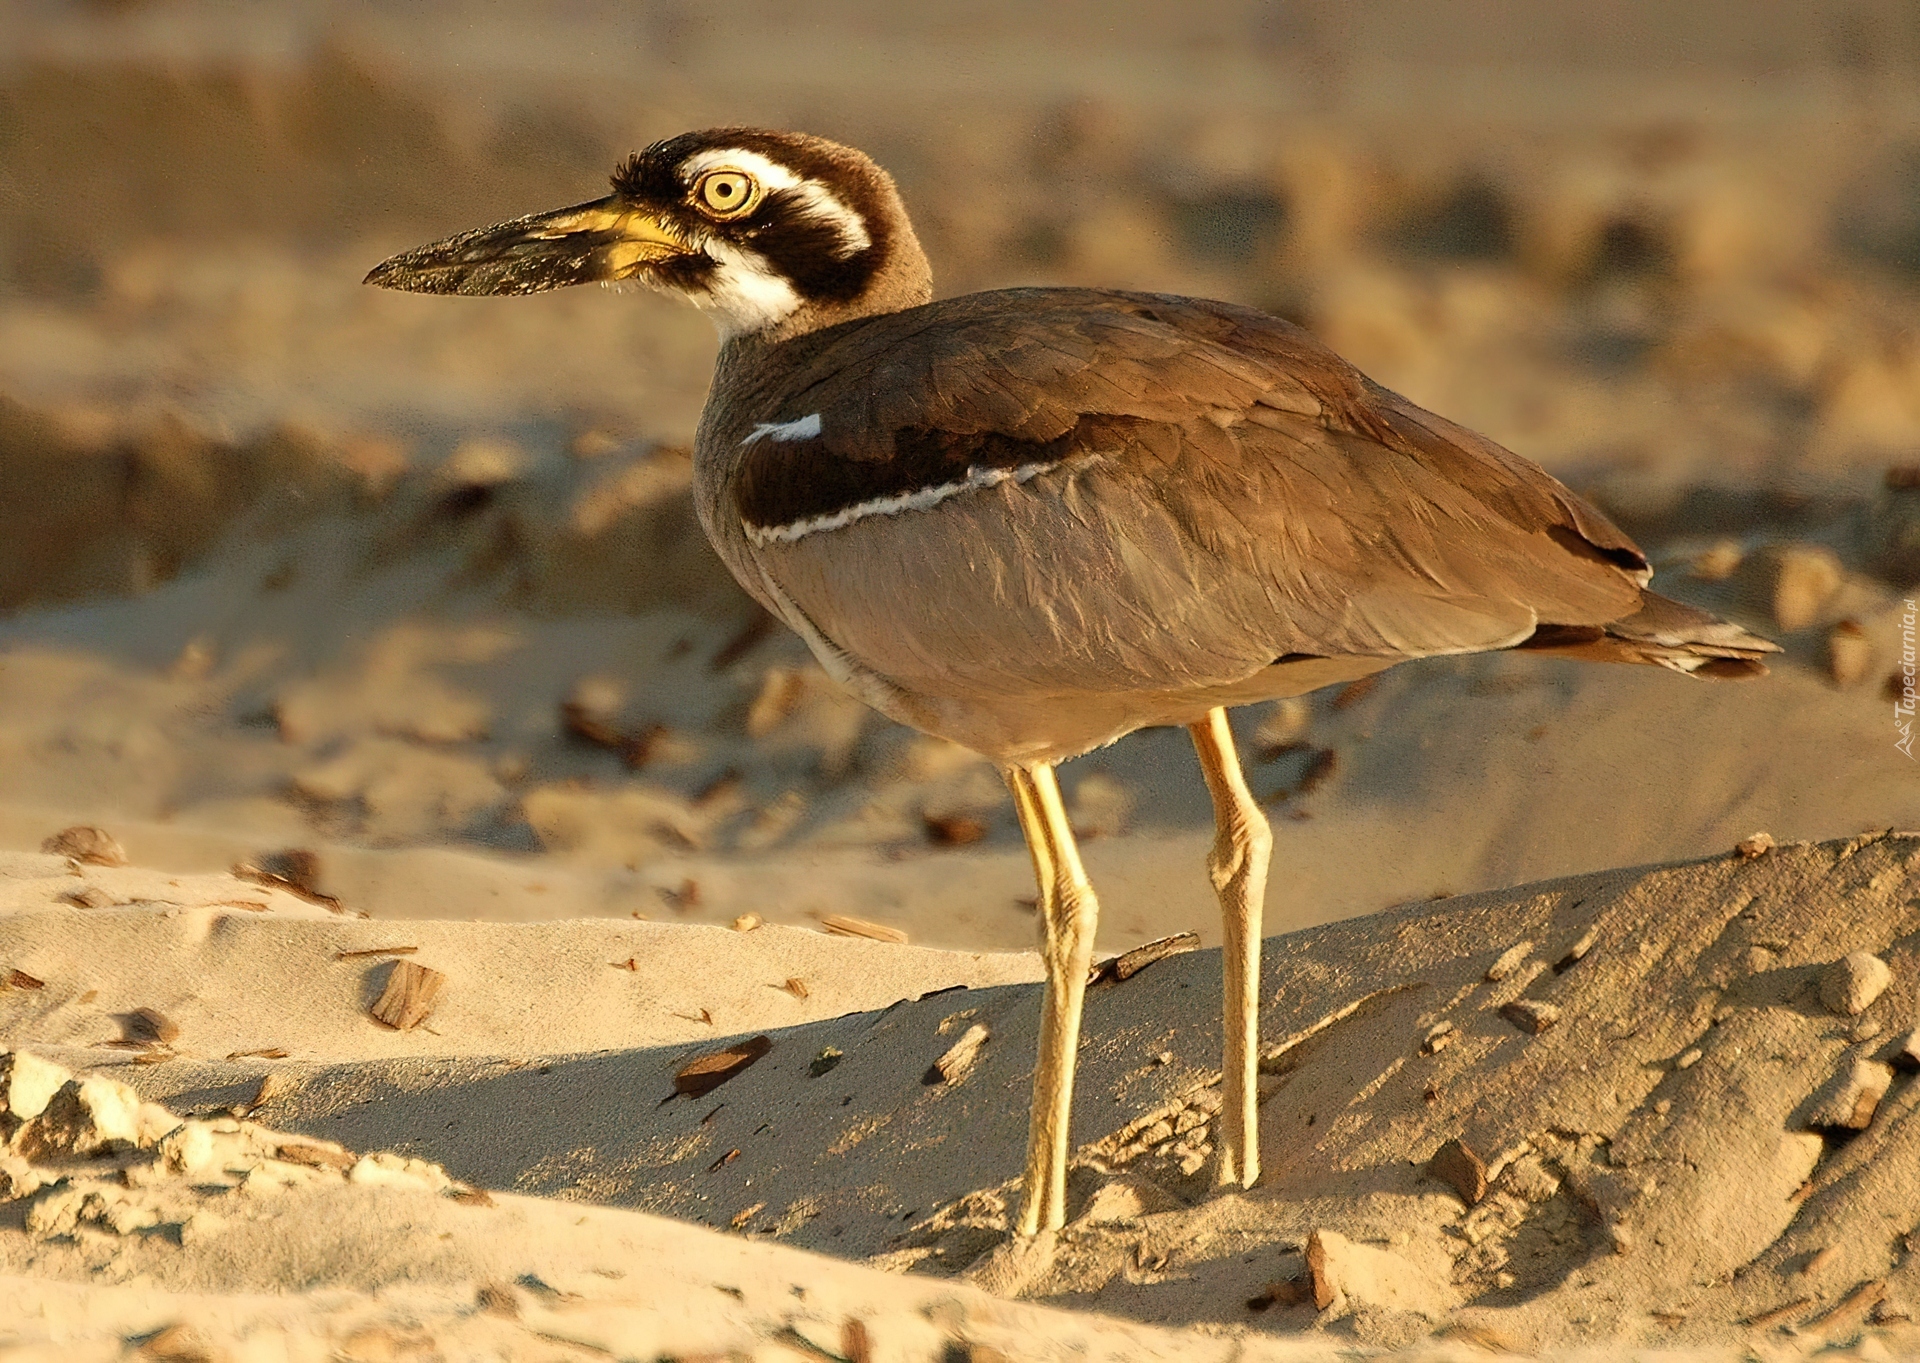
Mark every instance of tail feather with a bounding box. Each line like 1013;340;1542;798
1518;590;1779;678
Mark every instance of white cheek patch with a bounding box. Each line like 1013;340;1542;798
689;237;803;338
745;461;1061;547
680;147;871;259
741;413;823;446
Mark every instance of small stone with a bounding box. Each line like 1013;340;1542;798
808;1047;843;1078
1676;1048;1702;1070
1819;952;1892;1016
1421;1021;1456;1055
1176;1146;1209;1176
1827;620;1872;688
1174;1108;1207;1134
40;826;127;867
58;886;114;909
731;913;762;932
1806;1058;1895;1130
1305;1227;1450;1315
1188;1088;1223;1115
1486;941;1534;982
1851;1019;1884;1044
1495;1270;1517;1289
1500;999;1561;1035
15;1074;147;1158
1744;946;1776;973
1426;1137;1487;1204
1736;832;1775;859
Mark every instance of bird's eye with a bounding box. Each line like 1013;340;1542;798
695;170;759;219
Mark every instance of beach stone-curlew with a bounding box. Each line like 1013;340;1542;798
1819;952;1891;1016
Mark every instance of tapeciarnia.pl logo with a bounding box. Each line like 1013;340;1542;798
1898;600;1917;759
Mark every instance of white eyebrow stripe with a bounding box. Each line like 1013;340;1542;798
679;147;871;258
741;413;823;446
744;461;1060;547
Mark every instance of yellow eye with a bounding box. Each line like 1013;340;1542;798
695;170;759;219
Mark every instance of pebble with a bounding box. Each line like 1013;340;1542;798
1765;544;1842;632
1892;1026;1920;1071
1189;1088;1223;1115
1486;942;1534;983
1421;1021;1456;1055
1735;832;1775;859
1818;952;1892;1017
1676;1048;1702;1070
1553;927;1598;972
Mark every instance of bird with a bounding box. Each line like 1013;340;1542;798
365;127;1777;1238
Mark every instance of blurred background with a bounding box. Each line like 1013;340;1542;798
0;1;1915;947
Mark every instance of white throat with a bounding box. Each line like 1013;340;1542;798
687;238;803;339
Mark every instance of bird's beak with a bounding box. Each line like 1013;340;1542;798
363;196;694;296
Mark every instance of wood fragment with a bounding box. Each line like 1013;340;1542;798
1500;999;1561;1035
368;960;446;1031
334;945;418;960
782;977;809;999
707;1147;740;1173
1090;932;1199;985
233;862;345;913
450;1187;495;1207
5;970;44;990
226;1048;289;1060
1807;1279;1887;1332
819;914;908;944
1426;1137;1488;1204
138;1323;212;1362
729;1201;765;1229
842;1319;874;1363
59;886;114;909
211;900;270;912
610;958;639;971
273;1139;354;1171
671;1008;715;1026
1742;1297;1815;1328
926;1023;990;1085
674;1035;772;1098
41;826;127;867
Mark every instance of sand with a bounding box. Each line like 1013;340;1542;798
1;831;1918;1359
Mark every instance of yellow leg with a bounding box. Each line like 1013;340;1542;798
1187;707;1269;1188
1005;763;1101;1235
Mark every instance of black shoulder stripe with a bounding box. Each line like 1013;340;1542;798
735;425;1075;530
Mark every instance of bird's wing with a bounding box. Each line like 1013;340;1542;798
725;288;1649;700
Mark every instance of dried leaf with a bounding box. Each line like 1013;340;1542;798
674;1035;772;1098
782;977;809;999
369;960;446;1031
922;812;987;847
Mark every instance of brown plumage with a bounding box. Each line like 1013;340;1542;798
367;127;1776;1244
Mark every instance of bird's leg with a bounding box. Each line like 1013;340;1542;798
1005;763;1101;1235
1187;707;1271;1188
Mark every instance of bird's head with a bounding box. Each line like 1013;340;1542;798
364;128;932;343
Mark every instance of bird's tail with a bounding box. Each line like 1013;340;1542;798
1517;590;1779;678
